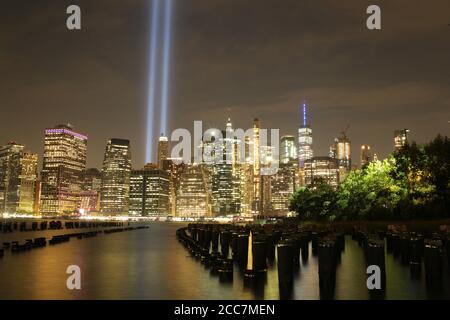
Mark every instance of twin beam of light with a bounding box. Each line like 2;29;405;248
146;0;161;164
146;0;174;164
160;0;173;138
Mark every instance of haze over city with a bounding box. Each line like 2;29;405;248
1;0;449;169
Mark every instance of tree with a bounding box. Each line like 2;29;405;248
290;135;449;221
336;159;407;220
290;179;337;221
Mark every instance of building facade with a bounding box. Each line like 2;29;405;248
0;142;38;214
304;156;339;188
360;144;373;168
280;135;297;164
252;118;261;215
176;164;211;217
298;103;314;167
40;124;87;216
80;168;102;214
162;158;185;216
270;162;299;215
130;164;170;216
100;139;131;215
157;135;169;169
394;129;410;151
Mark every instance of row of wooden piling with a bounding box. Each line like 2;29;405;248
0;220;128;233
177;222;450;299
0;225;149;258
177;223;347;299
1;221;55;233
354;228;450;292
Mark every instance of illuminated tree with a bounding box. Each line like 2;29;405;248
290;135;450;221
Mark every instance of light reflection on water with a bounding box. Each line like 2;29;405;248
0;222;448;299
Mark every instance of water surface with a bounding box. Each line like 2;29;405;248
0;222;448;299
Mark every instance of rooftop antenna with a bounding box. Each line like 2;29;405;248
341;124;350;138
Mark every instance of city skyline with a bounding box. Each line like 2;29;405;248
0;112;443;173
0;114;425;217
1;1;449;169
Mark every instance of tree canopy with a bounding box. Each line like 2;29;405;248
290;135;450;221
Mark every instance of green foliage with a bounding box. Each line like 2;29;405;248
290;135;450;221
289;179;336;221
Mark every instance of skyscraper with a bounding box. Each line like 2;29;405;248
41;124;87;216
260;145;277;215
298;102;313;167
176;163;211;217
100;139;131;215
332;133;352;182
360;145;373;168
304;156;340;188
157;134;169;169
271;162;299;215
162;158;185;215
18;152;38;214
129;163;170;217
0;142;38;214
208;119;241;216
329;138;338;159
333;134;351;171
394;129;410;151
240;135;254;217
252;118;261;215
80;168;102;214
280;135;297;164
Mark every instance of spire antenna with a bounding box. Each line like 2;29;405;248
302;101;307;127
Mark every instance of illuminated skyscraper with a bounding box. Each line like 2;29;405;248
162;158;185;215
0;142;23;213
34;180;41;215
373;153;379;162
209;119;241;216
360;145;373;167
280;135;297;164
252;118;261;215
176;164;210;217
240;136;254;217
260;145;277;214
41;124;87;216
271;162;299;215
298;102;313;167
329;138;338;159
129;163;170;217
18;152;38;214
157;134;169;169
337;135;351;169
394;129;410;151
304;157;339;188
80;168;101;214
100;139;131;215
329;133;351;182
0;142;38;214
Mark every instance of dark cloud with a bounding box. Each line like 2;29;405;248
0;0;449;169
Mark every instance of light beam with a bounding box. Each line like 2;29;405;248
146;0;161;163
159;0;173;136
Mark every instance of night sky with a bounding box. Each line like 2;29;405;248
1;0;449;169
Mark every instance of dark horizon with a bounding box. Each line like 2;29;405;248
1;0;449;169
